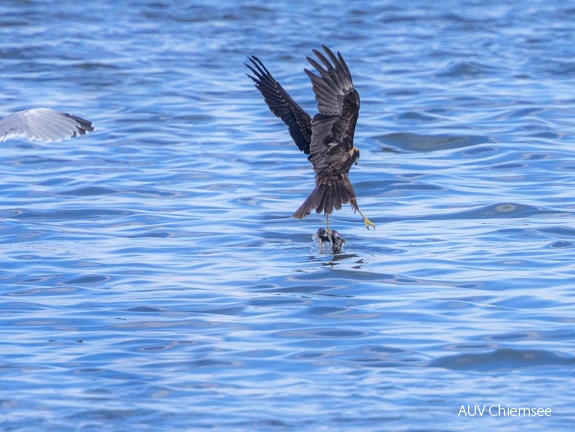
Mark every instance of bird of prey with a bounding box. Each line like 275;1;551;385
246;45;374;234
0;108;93;142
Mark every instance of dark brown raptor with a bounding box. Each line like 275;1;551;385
246;45;374;232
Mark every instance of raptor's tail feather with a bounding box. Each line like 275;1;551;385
292;178;356;219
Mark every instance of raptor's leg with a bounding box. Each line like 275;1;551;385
357;208;375;230
325;213;334;252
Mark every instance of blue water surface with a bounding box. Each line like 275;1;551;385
1;0;575;431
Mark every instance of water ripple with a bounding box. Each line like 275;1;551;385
429;348;575;371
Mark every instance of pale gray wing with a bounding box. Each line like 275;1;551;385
0;108;94;142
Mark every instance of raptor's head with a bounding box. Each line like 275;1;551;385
353;148;360;165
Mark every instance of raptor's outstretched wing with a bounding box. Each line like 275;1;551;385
305;45;360;176
246;56;312;154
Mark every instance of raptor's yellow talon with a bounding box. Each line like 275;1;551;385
357;208;374;230
363;217;375;230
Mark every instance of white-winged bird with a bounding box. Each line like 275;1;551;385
0;108;93;143
246;45;374;234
